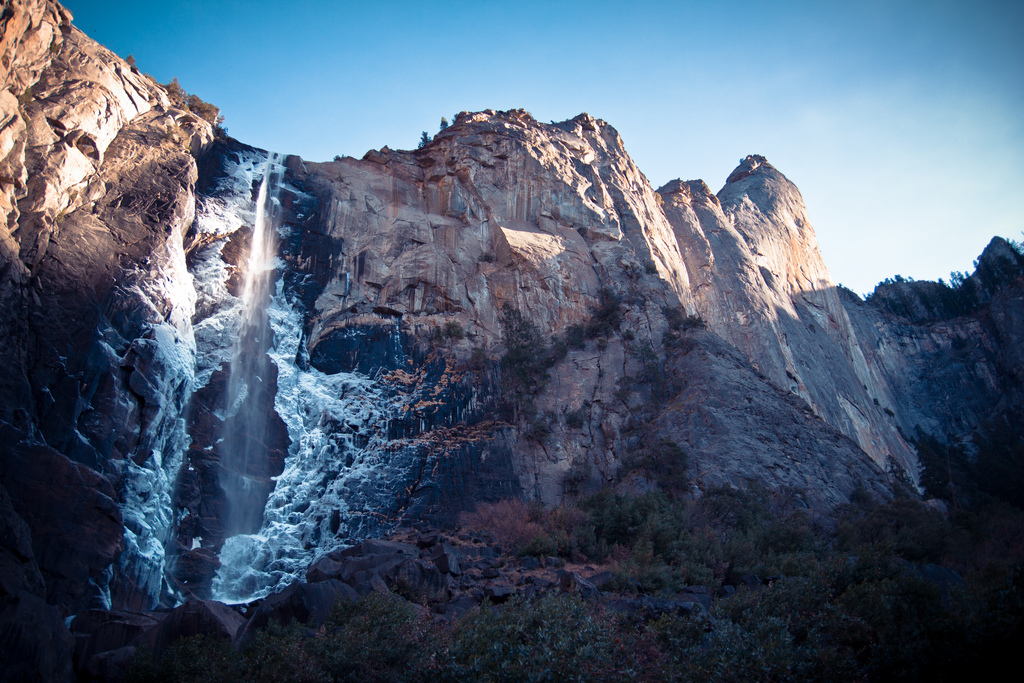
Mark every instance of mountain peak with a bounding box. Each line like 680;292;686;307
724;154;775;184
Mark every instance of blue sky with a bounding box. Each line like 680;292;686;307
64;0;1023;294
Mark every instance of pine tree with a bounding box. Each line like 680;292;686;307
439;116;448;131
418;131;431;149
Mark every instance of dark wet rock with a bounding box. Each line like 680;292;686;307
519;556;540;571
0;590;76;683
603;596;704;622
416;530;440;548
0;432;123;614
725;573;762;590
431;543;463;576
0;484;45;600
680;586;714;611
81;645;137;683
432;596;478;620
484;585;514;603
70;608;162;669
132;599;244;659
586;571;615;589
235;579;357;645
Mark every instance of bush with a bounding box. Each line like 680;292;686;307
126;634;240;683
564;406;587;429
162;77;221;125
621;437;689;496
312;593;434;683
443;595;615;682
566;323;587;349
498;303;548;410
443;320;464;340
460;498;541;549
584;288;622;338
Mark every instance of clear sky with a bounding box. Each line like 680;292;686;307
63;0;1023;295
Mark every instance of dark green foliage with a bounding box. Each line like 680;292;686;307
418;131;431;149
914;426;1024;509
621;437;689;496
661;307;706;350
312;593;433;683
163;77;221;125
133;485;1024;683
913;431;972;506
498;303;549;411
584;288;622;338
126;635;241;683
443;321;464;340
663;305;685;331
566;323;586;349
564;406;587;429
468;346;488;373
238;622;329;683
439;116;448;131
563;458;590;496
443;594;614;682
837;497;962;563
527;415;553;443
971;421;1024;508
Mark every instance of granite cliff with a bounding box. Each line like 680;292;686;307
1;1;1022;678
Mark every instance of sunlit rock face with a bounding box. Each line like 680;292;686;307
276;114;898;515
659;157;917;477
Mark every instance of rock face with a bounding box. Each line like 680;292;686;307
659;160;916;477
1;0;213;619
2;4;1023;673
844;237;1024;451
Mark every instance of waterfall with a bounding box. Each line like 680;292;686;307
220;153;283;538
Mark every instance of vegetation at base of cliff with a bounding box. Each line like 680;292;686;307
127;486;1024;682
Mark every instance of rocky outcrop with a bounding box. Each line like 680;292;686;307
271;116;900;513
1;0;214;620
844;237;1024;448
658;158;916;477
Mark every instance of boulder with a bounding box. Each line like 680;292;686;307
70;608;163;668
603;596;704;621
430;543;462;576
483;585;514;603
558;571;599;599
235;579;357;645
81;645;137;683
0;591;75;683
132;600;244;659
